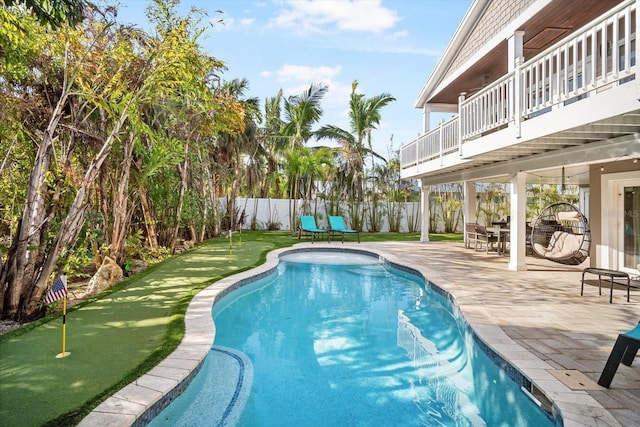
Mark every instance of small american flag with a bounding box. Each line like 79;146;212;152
44;276;67;304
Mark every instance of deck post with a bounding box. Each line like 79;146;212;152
508;31;524;138
458;92;466;156
508;171;527;271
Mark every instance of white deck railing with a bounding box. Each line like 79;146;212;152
401;0;637;172
461;73;513;140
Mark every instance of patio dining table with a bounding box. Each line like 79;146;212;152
487;227;510;256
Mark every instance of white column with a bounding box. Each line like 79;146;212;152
463;181;476;247
422;105;432;133
458;92;466;156
507;31;524;73
508;31;524;138
420;179;430;242
508;171;527;271
463;181;477;225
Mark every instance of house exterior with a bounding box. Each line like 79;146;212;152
400;0;640;272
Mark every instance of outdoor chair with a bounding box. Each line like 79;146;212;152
465;223;479;249
474;225;498;253
298;216;329;243
530;203;590;265
598;322;640;387
328;216;360;243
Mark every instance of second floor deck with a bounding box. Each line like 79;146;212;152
401;0;640;183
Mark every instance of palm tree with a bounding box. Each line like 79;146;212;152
259;90;286;198
282;83;328;149
281;83;328;228
315;80;395;200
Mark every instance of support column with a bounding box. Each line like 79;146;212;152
422;105;432;133
508;171;527;271
463;180;477;225
463;181;476;247
507;31;524;73
420;179;430;242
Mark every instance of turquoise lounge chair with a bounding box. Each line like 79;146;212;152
298;215;329;243
328;215;360;243
598;322;640;387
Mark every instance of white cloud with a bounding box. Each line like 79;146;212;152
270;0;400;34
276;64;342;83
388;30;408;40
211;12;254;31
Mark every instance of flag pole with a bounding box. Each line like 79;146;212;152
56;275;70;359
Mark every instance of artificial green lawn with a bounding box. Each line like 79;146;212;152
0;231;459;426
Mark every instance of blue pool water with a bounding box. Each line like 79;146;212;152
150;250;558;426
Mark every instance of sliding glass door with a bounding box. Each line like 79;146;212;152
621;183;640;273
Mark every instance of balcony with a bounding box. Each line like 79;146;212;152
401;0;639;181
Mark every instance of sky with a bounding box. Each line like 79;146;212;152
117;0;472;160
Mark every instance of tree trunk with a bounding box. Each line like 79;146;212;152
199;173;208;242
0;88;67;320
169;142;189;254
197;147;218;240
188;224;197;242
138;187;159;248
98;108;110;261
21;103;132;319
109;133;135;263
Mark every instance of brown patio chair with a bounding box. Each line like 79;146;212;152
465;223;478;249
474;224;498;253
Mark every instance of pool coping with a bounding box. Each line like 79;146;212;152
79;243;618;426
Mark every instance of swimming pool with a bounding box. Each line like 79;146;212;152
149;249;559;426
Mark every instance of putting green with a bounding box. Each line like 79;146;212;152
0;236;276;427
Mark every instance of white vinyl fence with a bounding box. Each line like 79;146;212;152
227;198;423;233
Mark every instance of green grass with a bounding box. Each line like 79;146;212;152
0;231;460;426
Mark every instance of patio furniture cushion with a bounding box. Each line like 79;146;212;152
533;231;584;259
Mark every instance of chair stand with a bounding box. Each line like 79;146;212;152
598;323;640;388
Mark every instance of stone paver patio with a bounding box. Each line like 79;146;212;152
81;241;640;427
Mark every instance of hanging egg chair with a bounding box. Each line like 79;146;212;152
530;202;591;265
